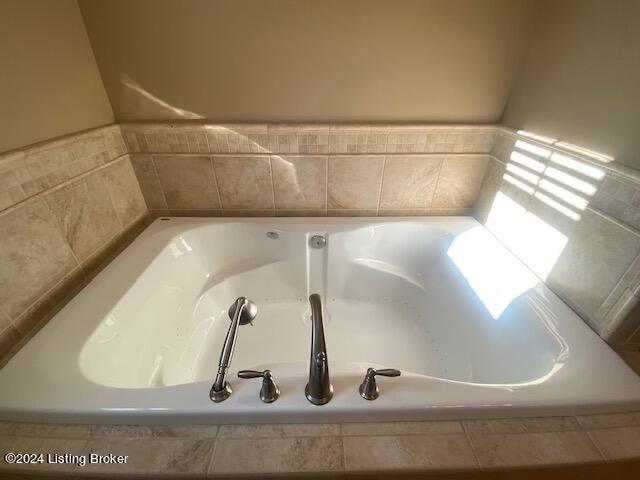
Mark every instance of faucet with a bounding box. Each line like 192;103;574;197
305;293;333;405
210;297;257;403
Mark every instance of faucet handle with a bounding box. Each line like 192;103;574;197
238;369;280;403
358;367;401;400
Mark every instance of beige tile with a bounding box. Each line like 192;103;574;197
379;208;432;216
327;209;378;217
130;155;168;209
342;421;462;436
89;424;154;438
0;198;78;319
576;411;640;429
469;431;602;468
43;173;121;261
0;326;21;362
149;209;170;218
138;179;168;210
380;155;443;208
100;157;148;226
328;156;384;209
169;209;223;217
82;438;214;476
429;207;472;215
0;422;91;438
0;309;11;333
463;417;579;434
217;423;339;438
271;155;327;209
0;436;89;475
154;155;220;209
223;209;275;217
378;207;471;216
276;209;326;217
432;155;489;208
620;351;640;375
473;157;506;223
13;267;87;335
210;436;343;475
150;425;219;438
546;208;640;322
343;434;477;472
213;156;274;209
81;214;149;280
587;426;640;460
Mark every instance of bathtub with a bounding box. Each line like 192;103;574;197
1;216;639;424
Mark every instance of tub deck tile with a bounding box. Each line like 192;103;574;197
81;437;214;477
217;423;340;438
587;426;640;460
576;411;640;429
343;433;477;473
209;436;343;476
468;431;603;468
462;416;580;434
341;420;463;436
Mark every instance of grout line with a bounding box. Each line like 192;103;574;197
429;155;446;208
0;153;129;217
206;438;219;477
209;156;224;213
489;152;640;238
267;155;276;212
583;430;609;463
463;432;483;469
324;155;329;212
149;155;170;210
376;155;387;214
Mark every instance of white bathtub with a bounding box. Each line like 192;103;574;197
1;217;639;424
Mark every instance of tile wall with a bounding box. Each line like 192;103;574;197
120;123;496;218
2;122;640;364
474;129;640;349
0;126;149;363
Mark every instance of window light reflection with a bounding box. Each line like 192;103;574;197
486;192;569;278
516;130;557;145
515;140;552;159
447;226;539;319
510;151;546;172
550;152;605;180
544;167;597;196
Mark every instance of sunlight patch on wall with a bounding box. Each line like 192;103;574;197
485;192;569;279
516;130;557;145
447;226;540;319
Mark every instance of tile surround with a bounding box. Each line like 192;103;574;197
1;412;639;477
124;123;497;217
475;128;640;347
3;121;640;362
0;125;149;365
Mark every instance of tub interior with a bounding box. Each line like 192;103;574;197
78;220;563;390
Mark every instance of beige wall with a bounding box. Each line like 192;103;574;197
78;0;535;123
0;0;113;153
502;0;640;170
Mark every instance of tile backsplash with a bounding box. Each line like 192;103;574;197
0;126;149;363
122;123;496;217
2;122;640;363
474;129;640;349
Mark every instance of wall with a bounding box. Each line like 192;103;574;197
0;0;113;153
122;123;496;217
0;127;148;363
78;0;535;123
474;129;640;349
502;0;640;170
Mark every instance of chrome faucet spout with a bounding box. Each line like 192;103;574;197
305;293;333;405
